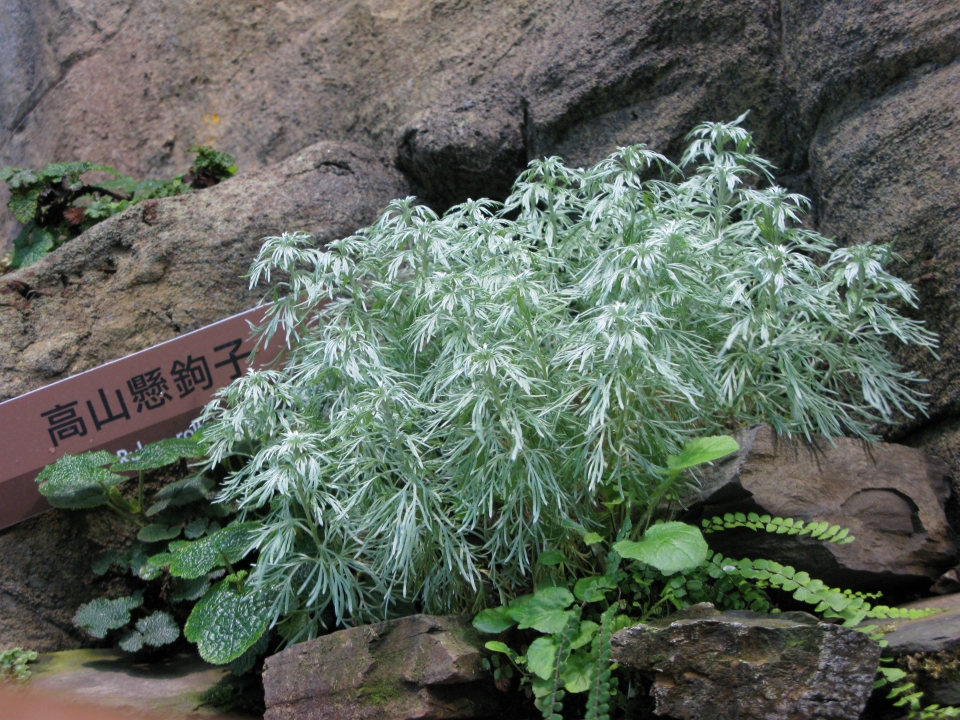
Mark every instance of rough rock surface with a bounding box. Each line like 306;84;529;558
262;614;495;720
683;424;958;596
27;648;230;718
0;140;409;403
0;509;135;652
610;603;881;720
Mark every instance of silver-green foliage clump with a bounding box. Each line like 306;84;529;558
201;117;935;639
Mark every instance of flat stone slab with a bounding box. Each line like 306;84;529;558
611;604;880;720
26;648;229;718
263;614;495;720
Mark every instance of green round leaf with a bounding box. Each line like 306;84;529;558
138;524;182;542
613;522;709;575
537;550;567;566
526;637;558;680
666;436;739;473
473;607;516;634
73;594;143;639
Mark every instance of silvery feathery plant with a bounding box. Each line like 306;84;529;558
200;116;936;644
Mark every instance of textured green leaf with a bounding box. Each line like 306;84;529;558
613;522;708;575
92;550;122;576
667;436;739;473
9;190;40;224
573;576;614;603
184;580;272;664
136;611;180;647
473;606;516;634
73;594;142;639
113;437;203;472
582;532;604;545
146;474;215;516
138;524;182;542
36;451;127;508
526;637;558;680
118;630;144;653
569;620;598;650
229;631;270;676
169;522;258;579
509;586;576;632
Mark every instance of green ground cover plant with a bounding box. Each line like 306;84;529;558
1;146;236;269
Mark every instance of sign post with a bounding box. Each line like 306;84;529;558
0;305;282;530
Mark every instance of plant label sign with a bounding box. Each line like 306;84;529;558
0;305;280;530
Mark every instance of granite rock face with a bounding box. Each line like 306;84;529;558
611;604;881;720
262;614;495;720
0;140;409;403
683;424;959;596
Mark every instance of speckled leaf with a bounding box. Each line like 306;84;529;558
170;576;212;603
36;451;127;508
184;579;272;664
112;437;203;472
184;518;210;539
118;630;144;653
169;522;258;579
73;594;142;639
136;611;180;647
146;474;215;516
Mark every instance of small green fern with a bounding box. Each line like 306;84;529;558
702;513;855;544
584;604;618;720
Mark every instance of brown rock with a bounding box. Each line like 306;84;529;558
611;604;881;720
0;0;784;228
0;509;136;652
682;425;958;596
263;614;495;720
0;140;409;403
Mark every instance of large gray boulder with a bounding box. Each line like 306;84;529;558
682;424;958;597
611;603;881;720
263;614;495;720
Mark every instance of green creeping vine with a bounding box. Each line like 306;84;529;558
475;435;945;719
